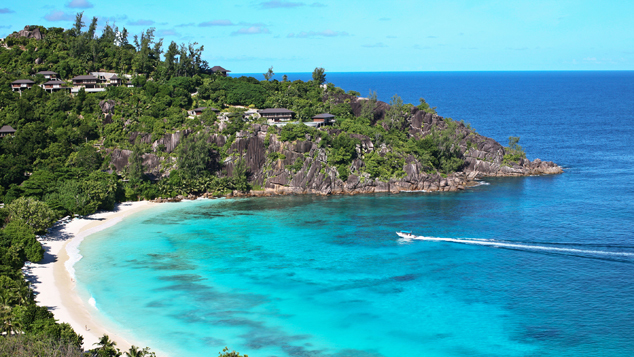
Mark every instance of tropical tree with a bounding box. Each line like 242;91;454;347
91;334;122;357
127;144;146;182
312;67;326;85
125;345;156;357
176;134;214;180
232;158;250;193
263;66;274;81
5;197;56;234
219;346;248;357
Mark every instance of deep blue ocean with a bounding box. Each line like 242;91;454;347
76;71;634;356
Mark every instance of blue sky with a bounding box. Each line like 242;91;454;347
1;0;632;73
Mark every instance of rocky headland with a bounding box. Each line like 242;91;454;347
102;96;562;200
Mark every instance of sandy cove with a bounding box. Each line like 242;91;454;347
25;201;157;352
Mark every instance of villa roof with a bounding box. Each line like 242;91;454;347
312;113;335;119
211;66;231;72
72;75;98;81
36;71;58;75
110;74;119;79
259;108;294;114
193;107;220;112
43;80;66;85
12;79;35;84
0;125;16;133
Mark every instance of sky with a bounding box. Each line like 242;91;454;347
1;0;632;73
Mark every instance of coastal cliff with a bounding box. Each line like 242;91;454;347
108;97;562;197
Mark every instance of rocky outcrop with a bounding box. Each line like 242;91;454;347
108;149;162;179
109;96;561;196
99;100;116;124
8;26;43;40
151;130;191;153
109;149;132;172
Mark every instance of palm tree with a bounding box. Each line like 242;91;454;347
91;334;121;357
125;345;156;357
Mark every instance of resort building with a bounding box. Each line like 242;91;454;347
107;74;122;86
11;79;35;92
211;66;231;77
0;125;16;137
189;107;220;116
41;80;69;93
126;81;134;88
71;75;105;93
312;113;335;124
35;71;58;80
259;108;295;123
91;72;116;81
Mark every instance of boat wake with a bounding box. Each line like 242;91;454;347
399;235;634;260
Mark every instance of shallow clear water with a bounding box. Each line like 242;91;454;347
77;72;634;356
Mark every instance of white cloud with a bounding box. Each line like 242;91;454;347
127;19;155;26
199;20;234;27
157;29;180;37
66;0;93;9
44;10;75;21
100;15;128;24
231;26;270;35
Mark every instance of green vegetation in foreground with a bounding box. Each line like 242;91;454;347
0;333;247;356
0;12;502;355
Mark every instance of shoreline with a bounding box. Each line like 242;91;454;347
21;176;553;353
26;201;157;352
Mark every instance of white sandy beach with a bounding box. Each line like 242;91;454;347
25;201;157;352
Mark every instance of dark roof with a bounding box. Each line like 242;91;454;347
312;113;335;119
194;107;220;112
211;66;231;72
110;74;119;79
36;71;58;75
72;75;98;80
0;125;16;133
259;108;294;114
43;80;65;85
12;79;35;84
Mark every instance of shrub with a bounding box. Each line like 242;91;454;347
287;157;304;173
268;152;286;161
502;136;526;166
0;334;84;357
6;198;57;234
279;123;314;142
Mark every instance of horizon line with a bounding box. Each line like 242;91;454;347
231;69;634;75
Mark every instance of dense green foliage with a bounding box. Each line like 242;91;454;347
0;334;84;357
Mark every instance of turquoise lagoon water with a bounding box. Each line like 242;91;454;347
76;72;634;356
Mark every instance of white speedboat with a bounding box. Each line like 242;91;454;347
396;231;416;239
